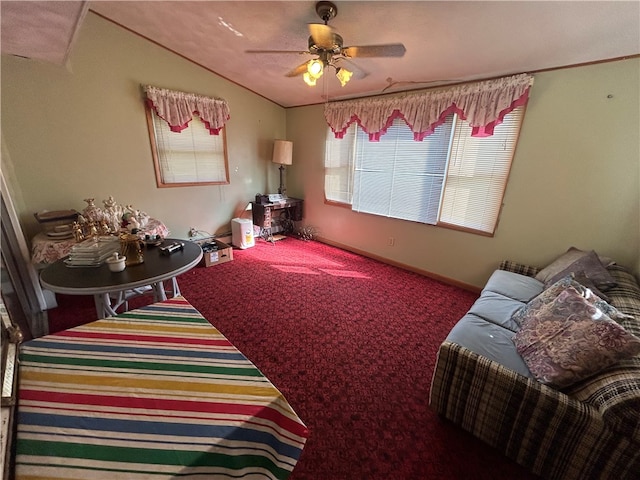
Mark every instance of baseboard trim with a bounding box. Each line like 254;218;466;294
315;236;481;294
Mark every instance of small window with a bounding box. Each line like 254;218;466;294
145;104;229;188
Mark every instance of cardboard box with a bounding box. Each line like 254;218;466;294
199;239;233;267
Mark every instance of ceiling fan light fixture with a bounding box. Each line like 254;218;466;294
335;67;353;87
250;1;405;90
303;72;317;86
307;59;324;77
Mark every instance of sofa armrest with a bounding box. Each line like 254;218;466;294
563;264;640;441
429;341;640;480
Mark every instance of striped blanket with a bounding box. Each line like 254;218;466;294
15;297;308;479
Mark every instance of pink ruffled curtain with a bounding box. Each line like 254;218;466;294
144;85;230;135
324;74;534;141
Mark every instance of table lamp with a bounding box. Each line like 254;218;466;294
272;140;293;195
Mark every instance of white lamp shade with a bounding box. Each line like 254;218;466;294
272;140;293;165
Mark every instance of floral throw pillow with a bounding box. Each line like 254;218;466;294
511;274;631;327
513;286;640;388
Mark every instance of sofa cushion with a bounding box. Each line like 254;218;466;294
482;270;544;302
446;313;534;378
468;291;524;332
513;286;640;388
535;247;616;291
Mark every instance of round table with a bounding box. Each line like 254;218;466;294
40;239;202;318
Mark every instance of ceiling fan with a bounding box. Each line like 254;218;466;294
246;1;406;87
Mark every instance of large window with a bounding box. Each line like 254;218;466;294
324;108;524;235
145;104;229;188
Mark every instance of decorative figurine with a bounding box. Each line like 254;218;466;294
127;216;140;232
72;221;85;242
100;220;112;235
89;221;99;238
134;208;150;229
103;196;123;232
75;195;162;242
82;198;102;222
103;196;117;209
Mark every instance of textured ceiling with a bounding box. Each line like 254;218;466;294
1;1;88;65
2;1;639;108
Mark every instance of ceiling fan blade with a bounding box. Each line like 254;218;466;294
245;49;310;55
308;23;335;49
285;61;311;77
342;43;406;58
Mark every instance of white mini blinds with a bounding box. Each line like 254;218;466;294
439;110;524;233
351;116;453;224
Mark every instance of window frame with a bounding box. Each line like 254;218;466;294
323;107;525;236
145;103;230;188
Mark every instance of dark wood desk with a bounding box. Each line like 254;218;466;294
40;239;202;318
251;197;303;240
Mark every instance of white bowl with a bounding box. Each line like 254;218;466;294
106;256;127;272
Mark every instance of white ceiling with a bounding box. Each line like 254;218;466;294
1;1;88;65
2;1;639;108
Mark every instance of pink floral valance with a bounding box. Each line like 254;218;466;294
144;85;230;135
324;74;534;141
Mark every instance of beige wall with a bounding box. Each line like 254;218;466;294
287;58;640;288
1;13;286;241
3;12;638;290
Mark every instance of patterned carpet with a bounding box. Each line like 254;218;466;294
48;238;540;479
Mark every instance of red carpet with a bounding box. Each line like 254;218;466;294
47;238;539;479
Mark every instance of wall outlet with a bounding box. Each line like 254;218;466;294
188;227;198;237
387;237;395;247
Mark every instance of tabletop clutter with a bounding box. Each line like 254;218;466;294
33;209;79;240
34;196;169;268
65;236;120;267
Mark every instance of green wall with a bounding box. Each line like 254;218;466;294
1;12;286;241
287;59;640;287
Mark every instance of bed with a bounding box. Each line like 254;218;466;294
15;296;308;479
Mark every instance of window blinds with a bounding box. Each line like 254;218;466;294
151;112;228;184
324;125;356;204
438;107;524;234
352;117;453;224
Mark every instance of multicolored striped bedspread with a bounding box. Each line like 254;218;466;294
15;296;308;479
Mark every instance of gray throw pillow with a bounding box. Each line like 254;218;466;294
535;248;616;291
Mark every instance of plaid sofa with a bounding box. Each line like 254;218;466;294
429;261;640;480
